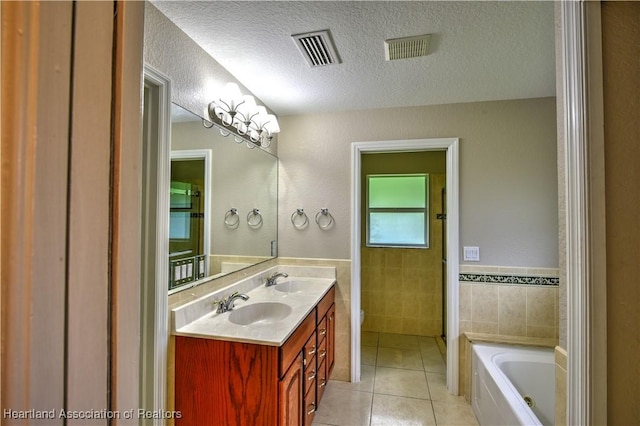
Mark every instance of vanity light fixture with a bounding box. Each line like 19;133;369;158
205;82;280;148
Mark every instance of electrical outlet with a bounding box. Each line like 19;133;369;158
463;246;480;262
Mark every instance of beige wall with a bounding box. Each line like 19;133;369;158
602;2;640;424
278;97;559;268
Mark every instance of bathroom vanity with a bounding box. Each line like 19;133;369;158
172;267;336;426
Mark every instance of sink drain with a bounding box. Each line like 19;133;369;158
523;395;535;408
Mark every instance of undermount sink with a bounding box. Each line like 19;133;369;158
228;302;293;326
274;281;308;294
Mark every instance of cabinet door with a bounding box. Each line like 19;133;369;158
279;352;303;426
327;304;335;374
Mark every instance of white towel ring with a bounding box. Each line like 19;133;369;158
291;209;309;229
224;208;239;228
315;208;334;230
247;208;263;228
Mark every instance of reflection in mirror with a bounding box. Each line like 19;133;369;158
169;151;210;290
169;103;278;293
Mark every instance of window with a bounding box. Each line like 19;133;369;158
169;181;196;240
366;174;429;248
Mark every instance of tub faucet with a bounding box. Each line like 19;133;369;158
215;292;249;313
265;272;288;287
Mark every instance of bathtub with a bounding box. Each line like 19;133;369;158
472;343;555;426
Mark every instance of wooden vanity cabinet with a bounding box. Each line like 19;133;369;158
175;285;335;426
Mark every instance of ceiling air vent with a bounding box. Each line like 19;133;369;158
292;30;341;67
384;34;432;61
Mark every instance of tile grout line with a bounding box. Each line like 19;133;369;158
364;335;455;426
423;344;440;426
367;342;379;426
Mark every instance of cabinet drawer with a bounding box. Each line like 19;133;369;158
316;286;335;324
317;358;328;403
304;361;316;396
304;378;317;426
317;333;327;364
317;316;328;343
280;310;316;378
303;331;317;370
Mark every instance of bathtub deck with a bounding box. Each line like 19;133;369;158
472;342;555;426
459;332;558;405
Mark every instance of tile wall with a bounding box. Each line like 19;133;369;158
361;174;445;337
459;265;560;340
361;247;443;336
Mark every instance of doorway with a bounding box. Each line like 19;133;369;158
360;152;446;342
350;138;459;394
168;150;212;291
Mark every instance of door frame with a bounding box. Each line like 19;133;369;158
141;65;171;424
350;138;460;394
561;1;605;424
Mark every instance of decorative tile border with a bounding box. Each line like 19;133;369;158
459;273;559;286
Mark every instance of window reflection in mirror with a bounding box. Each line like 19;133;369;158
169;103;278;293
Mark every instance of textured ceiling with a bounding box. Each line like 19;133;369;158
152;1;556;116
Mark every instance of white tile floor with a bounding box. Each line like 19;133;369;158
312;332;479;426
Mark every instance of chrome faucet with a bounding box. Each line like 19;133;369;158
215;292;249;313
265;272;288;287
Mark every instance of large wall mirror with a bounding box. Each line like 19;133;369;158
169;103;277;293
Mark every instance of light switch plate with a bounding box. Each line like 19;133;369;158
463;246;480;262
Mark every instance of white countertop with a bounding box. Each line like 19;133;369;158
172;266;336;346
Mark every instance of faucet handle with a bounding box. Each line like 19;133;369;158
212;299;226;314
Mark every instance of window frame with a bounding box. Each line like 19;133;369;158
365;173;430;248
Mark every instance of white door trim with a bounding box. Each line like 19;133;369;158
350;138;460;394
142;65;171;425
561;1;600;424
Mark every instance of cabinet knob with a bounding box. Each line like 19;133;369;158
308;346;316;356
307;403;316;415
319;379;327;387
319;349;327;358
308;370;316;381
319;328;326;336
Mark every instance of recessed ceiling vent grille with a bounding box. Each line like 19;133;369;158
292;30;341;67
384;34;432;61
